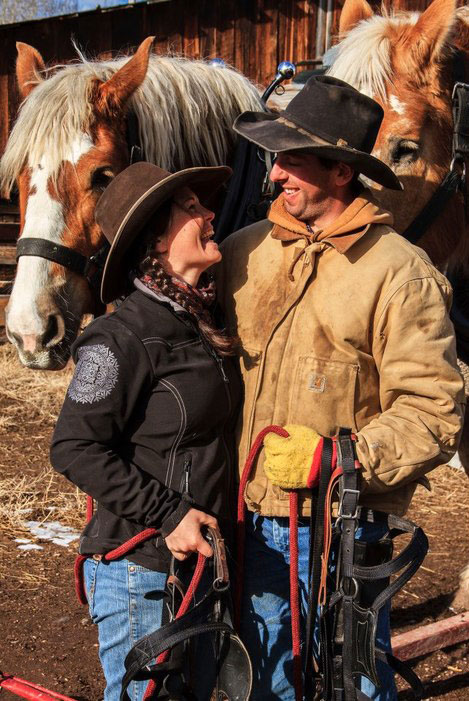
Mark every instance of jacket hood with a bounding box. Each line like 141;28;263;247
269;189;393;253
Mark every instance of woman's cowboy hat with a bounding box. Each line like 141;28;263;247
95;162;232;303
233;75;402;191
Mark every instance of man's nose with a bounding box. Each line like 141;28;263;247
269;162;286;183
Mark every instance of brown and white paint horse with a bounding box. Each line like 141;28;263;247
326;0;469;609
0;38;261;370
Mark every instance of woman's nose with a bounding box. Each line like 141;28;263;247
203;207;215;223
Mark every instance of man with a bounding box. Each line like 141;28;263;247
216;76;464;700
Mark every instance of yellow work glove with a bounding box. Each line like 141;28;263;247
263;424;323;489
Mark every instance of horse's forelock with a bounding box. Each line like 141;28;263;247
327;12;421;101
0;52;261;197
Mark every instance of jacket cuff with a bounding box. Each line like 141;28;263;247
160;494;195;538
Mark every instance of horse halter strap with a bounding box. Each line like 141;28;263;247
402;49;469;244
16;238;93;277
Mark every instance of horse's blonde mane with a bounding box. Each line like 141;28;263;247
327;11;421;100
0;52;262;194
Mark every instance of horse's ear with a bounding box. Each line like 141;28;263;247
339;0;373;36
16;42;45;99
410;0;457;65
96;36;155;114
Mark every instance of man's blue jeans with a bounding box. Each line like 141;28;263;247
239;511;398;701
84;557;168;701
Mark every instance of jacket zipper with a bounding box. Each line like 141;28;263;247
179;455;192;495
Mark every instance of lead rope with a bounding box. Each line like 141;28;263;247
74;495;207;700
236;425;335;701
142;553;207;700
234;426;305;699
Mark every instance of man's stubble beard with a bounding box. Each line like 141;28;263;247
284;193;330;226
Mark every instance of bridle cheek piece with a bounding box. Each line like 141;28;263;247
402;52;469;245
15;237;110;311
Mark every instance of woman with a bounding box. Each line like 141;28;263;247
50;162;240;701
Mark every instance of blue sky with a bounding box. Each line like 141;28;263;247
77;0;136;10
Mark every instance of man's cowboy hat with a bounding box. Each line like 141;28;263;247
95;162;232;304
233;75;402;191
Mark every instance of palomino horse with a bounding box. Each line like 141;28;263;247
326;0;469;609
0;38;261;370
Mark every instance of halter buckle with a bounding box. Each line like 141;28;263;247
337;488;361;519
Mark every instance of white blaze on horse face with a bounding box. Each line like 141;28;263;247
389;94;407;117
7;135;94;362
7;157;66;348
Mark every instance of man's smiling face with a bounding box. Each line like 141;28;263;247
269;151;340;224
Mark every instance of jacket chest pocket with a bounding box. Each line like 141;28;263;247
288;356;359;436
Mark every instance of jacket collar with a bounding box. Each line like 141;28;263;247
268;189;393;253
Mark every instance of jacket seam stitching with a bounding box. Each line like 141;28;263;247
97;317;156;384
374;276;451;338
160;379;187;486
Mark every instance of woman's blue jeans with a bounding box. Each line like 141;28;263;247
84;557;168;701
239;511;398;701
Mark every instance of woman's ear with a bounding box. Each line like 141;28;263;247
154;235;168;254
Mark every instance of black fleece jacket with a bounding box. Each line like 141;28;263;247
50;287;242;571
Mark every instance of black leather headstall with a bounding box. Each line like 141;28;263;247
16;238;90;277
402;49;469;244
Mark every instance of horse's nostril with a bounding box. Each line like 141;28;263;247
43;313;65;348
8;331;23;349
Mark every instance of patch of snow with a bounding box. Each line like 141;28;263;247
24;520;80;548
448;452;463;470
18;544;44;551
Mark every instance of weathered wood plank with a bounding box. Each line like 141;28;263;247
0;223;19;242
391;612;469;661
0;245;17;265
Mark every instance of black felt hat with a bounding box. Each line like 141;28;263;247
233;75;402;191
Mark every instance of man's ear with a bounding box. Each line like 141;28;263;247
335;162;355;187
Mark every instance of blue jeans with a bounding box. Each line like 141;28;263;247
84;557;168;701
239;512;397;701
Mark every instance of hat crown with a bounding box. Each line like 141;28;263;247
96;162;174;247
283;75;383;154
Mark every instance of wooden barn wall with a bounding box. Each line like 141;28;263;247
0;0;462;157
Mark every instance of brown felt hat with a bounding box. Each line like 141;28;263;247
233;75;402;191
96;162;232;303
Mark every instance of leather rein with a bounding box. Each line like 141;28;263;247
401;49;469;245
14;112;142;308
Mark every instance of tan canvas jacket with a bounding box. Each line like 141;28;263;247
217;191;465;517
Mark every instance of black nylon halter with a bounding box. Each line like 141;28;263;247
15;110;142;303
401;49;469;244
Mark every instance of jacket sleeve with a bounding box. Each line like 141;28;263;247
50;317;192;536
356;275;465;494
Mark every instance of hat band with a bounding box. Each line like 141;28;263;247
276;115;356;151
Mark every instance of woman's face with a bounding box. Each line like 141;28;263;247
155;187;219;285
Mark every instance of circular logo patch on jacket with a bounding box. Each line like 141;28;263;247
68;344;119;404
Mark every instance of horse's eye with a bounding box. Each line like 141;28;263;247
390;139;420;166
91;167;114;192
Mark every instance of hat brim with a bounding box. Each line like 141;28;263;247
233;111;402;192
100;166;231;304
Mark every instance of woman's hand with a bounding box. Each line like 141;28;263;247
164;507;218;561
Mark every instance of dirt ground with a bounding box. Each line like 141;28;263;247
0;344;469;700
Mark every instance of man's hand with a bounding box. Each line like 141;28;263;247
164;508;218;561
264;424;323;489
